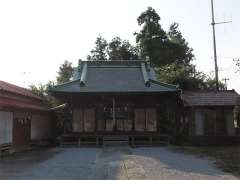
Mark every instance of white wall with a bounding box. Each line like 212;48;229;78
0;111;13;144
31;114;51;140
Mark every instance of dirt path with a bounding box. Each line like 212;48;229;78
0;147;238;180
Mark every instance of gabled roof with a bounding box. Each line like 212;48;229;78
0;80;48;111
51;60;179;94
182;90;240;107
0;96;48;111
0;80;42;100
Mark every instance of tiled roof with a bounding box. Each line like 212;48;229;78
182;90;240;107
0;96;48;111
0;80;42;100
51;60;179;93
0;80;48;111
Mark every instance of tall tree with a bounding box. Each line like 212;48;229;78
135;7;195;67
56;60;74;84
168;22;194;66
107;37;139;60
87;35;108;61
135;7;172;66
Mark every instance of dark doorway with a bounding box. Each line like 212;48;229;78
13;117;31;148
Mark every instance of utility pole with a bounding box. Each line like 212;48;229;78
211;0;219;91
222;78;229;90
210;0;231;91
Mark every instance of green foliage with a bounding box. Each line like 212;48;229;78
87;35;139;61
135;7;195;68
157;63;225;90
135;7;172;66
204;78;226;90
168;22;195;65
87;35;108;61
29;83;48;97
29;81;59;107
157;63;205;90
56;60;74;85
107;37;139;60
135;7;224;90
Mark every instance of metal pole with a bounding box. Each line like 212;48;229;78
211;0;219;91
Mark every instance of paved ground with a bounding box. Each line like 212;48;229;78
0;147;238;180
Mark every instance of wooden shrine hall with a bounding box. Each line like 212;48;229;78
51;60;181;146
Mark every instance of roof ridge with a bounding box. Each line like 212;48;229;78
149;79;179;90
0;80;43;100
183;90;238;94
49;79;80;89
81;60;146;62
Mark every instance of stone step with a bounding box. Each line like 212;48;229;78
103;136;129;141
103;141;129;147
103;136;129;146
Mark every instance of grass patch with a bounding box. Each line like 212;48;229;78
170;146;240;177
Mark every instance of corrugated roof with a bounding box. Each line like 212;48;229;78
182;90;240;107
0;80;43;100
51;60;178;93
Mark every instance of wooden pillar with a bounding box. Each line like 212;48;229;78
112;98;116;130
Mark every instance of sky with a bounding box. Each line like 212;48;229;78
0;0;239;92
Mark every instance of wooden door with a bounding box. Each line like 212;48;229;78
216;110;226;136
83;109;95;132
73;108;84;132
134;109;146;131
146;108;157;132
204;110;216;136
13;117;31;147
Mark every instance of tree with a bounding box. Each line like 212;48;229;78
204;78;226;90
56;60;74;85
168;22;194;66
29;83;47;97
135;7;173;66
157;63;206;90
157;63;225;90
135;7;195;67
87;35;108;61
107;37;139;60
29;81;58;106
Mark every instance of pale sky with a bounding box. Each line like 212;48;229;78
0;0;239;92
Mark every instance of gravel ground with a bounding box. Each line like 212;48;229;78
0;147;238;180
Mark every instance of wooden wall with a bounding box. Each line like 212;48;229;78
73;108;95;132
188;107;236;136
31;113;51;141
134;108;157;132
73;107;158;133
